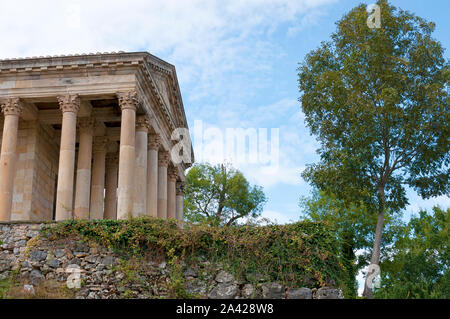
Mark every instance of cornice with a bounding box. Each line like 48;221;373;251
0;52;173;76
137;61;176;131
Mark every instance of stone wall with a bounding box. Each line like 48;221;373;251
0;122;59;221
31;124;59;220
1;122;38;220
0;222;344;299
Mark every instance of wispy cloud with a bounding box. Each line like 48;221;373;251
260;209;296;224
0;0;336;100
190;97;319;189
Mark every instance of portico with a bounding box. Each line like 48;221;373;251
0;52;192;222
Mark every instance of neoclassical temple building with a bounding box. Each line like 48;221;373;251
0;52;192;222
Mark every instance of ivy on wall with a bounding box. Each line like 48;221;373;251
42;218;345;289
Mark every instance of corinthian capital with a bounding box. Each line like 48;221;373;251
57;94;80;113
0;97;23;116
148;134;161;150
136;115;150;132
176;181;186;195
77;117;94;133
168;165;178;182
117;90;139;111
106;153;119;168
158;150;170;167
92;136;108;153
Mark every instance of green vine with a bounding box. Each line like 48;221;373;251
41;217;345;289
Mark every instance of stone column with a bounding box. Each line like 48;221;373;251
157;150;169;219
104;153;119;219
167;165;178;219
116;91;138;219
176;181;186;221
55;94;80;220
146;134;161;217
90;136;108;220
0;98;23;221
73;118;94;220
133;116;149;217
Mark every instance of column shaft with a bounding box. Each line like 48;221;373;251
146;134;161;217
55;95;80;220
104;153;119;219
90;137;107;220
167;166;177;219
133;116;149;217
74;118;94;220
117;91;138;219
176;195;184;221
176;181;186;221
157;151;169;219
0;98;23;221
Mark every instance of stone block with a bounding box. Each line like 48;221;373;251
288;287;312;299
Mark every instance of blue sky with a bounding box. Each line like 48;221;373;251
0;0;448;224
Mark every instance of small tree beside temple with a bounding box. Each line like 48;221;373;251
184;163;266;226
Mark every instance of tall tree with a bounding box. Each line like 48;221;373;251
184;163;266;226
297;0;449;297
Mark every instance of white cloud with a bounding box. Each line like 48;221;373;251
356;269;365;296
190;97;318;189
259;209;295;224
287;7;328;36
407;194;450;212
0;0;336;102
239;163;305;188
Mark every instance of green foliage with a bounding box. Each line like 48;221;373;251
166;248;197;298
41;217;345;289
297;0;449;296
298;0;449;214
300;189;404;297
375;206;449;299
0;268;23;299
184;163;267;226
0;276;13;299
301;190;390;251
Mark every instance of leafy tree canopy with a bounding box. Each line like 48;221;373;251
184;163;267;226
299;0;449;210
297;0;449;297
300;189;404;297
375;206;449;299
300;189;403;263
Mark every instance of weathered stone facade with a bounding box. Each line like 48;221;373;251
0;222;344;299
0;52;192;222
